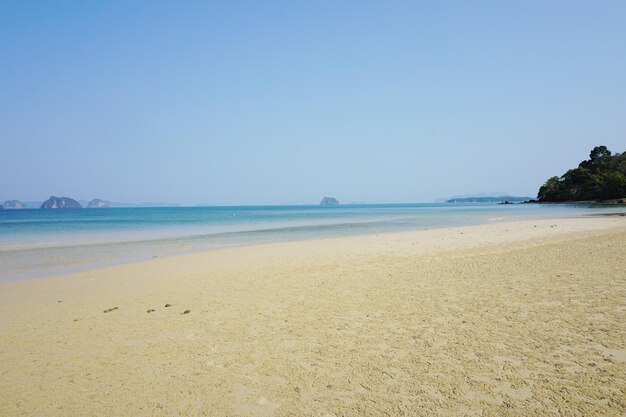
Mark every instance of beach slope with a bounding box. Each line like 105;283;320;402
1;218;625;416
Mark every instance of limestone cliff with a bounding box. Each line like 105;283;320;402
87;199;111;208
2;200;27;209
320;196;339;205
40;196;83;209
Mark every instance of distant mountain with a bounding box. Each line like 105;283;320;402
41;196;82;209
434;192;512;203
320;196;339;205
446;196;533;203
4;199;184;209
87;198;111;208
2;200;27;209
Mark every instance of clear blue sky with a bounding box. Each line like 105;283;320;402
1;1;625;205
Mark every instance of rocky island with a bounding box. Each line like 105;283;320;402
40;196;83;209
320;196;339;205
87;199;111;208
2;200;27;209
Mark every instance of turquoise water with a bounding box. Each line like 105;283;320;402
0;203;621;280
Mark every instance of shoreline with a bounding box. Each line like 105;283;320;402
1;216;625;416
3;203;624;282
2;215;624;283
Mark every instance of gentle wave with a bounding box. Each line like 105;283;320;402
1;203;621;280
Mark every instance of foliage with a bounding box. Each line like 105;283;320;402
537;146;626;202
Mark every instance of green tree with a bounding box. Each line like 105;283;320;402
613;152;626;176
537;145;625;202
601;172;626;199
581;145;612;171
538;176;563;201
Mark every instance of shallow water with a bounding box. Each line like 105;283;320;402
0;203;622;280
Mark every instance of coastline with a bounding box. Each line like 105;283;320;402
1;217;625;416
528;199;626;205
2;203;621;281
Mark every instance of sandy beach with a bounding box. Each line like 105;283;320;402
1;217;625;417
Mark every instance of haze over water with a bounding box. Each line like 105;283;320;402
1;203;621;280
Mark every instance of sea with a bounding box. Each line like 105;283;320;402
0;203;622;280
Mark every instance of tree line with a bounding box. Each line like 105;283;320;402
538;146;626;202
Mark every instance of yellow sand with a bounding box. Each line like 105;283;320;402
1;217;625;417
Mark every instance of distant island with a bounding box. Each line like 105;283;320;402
0;198;182;209
87;198;111;208
538;146;626;202
447;196;532;203
2;200;27;209
41;196;83;209
320;196;339;205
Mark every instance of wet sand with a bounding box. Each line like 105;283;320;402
1;217;625;416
